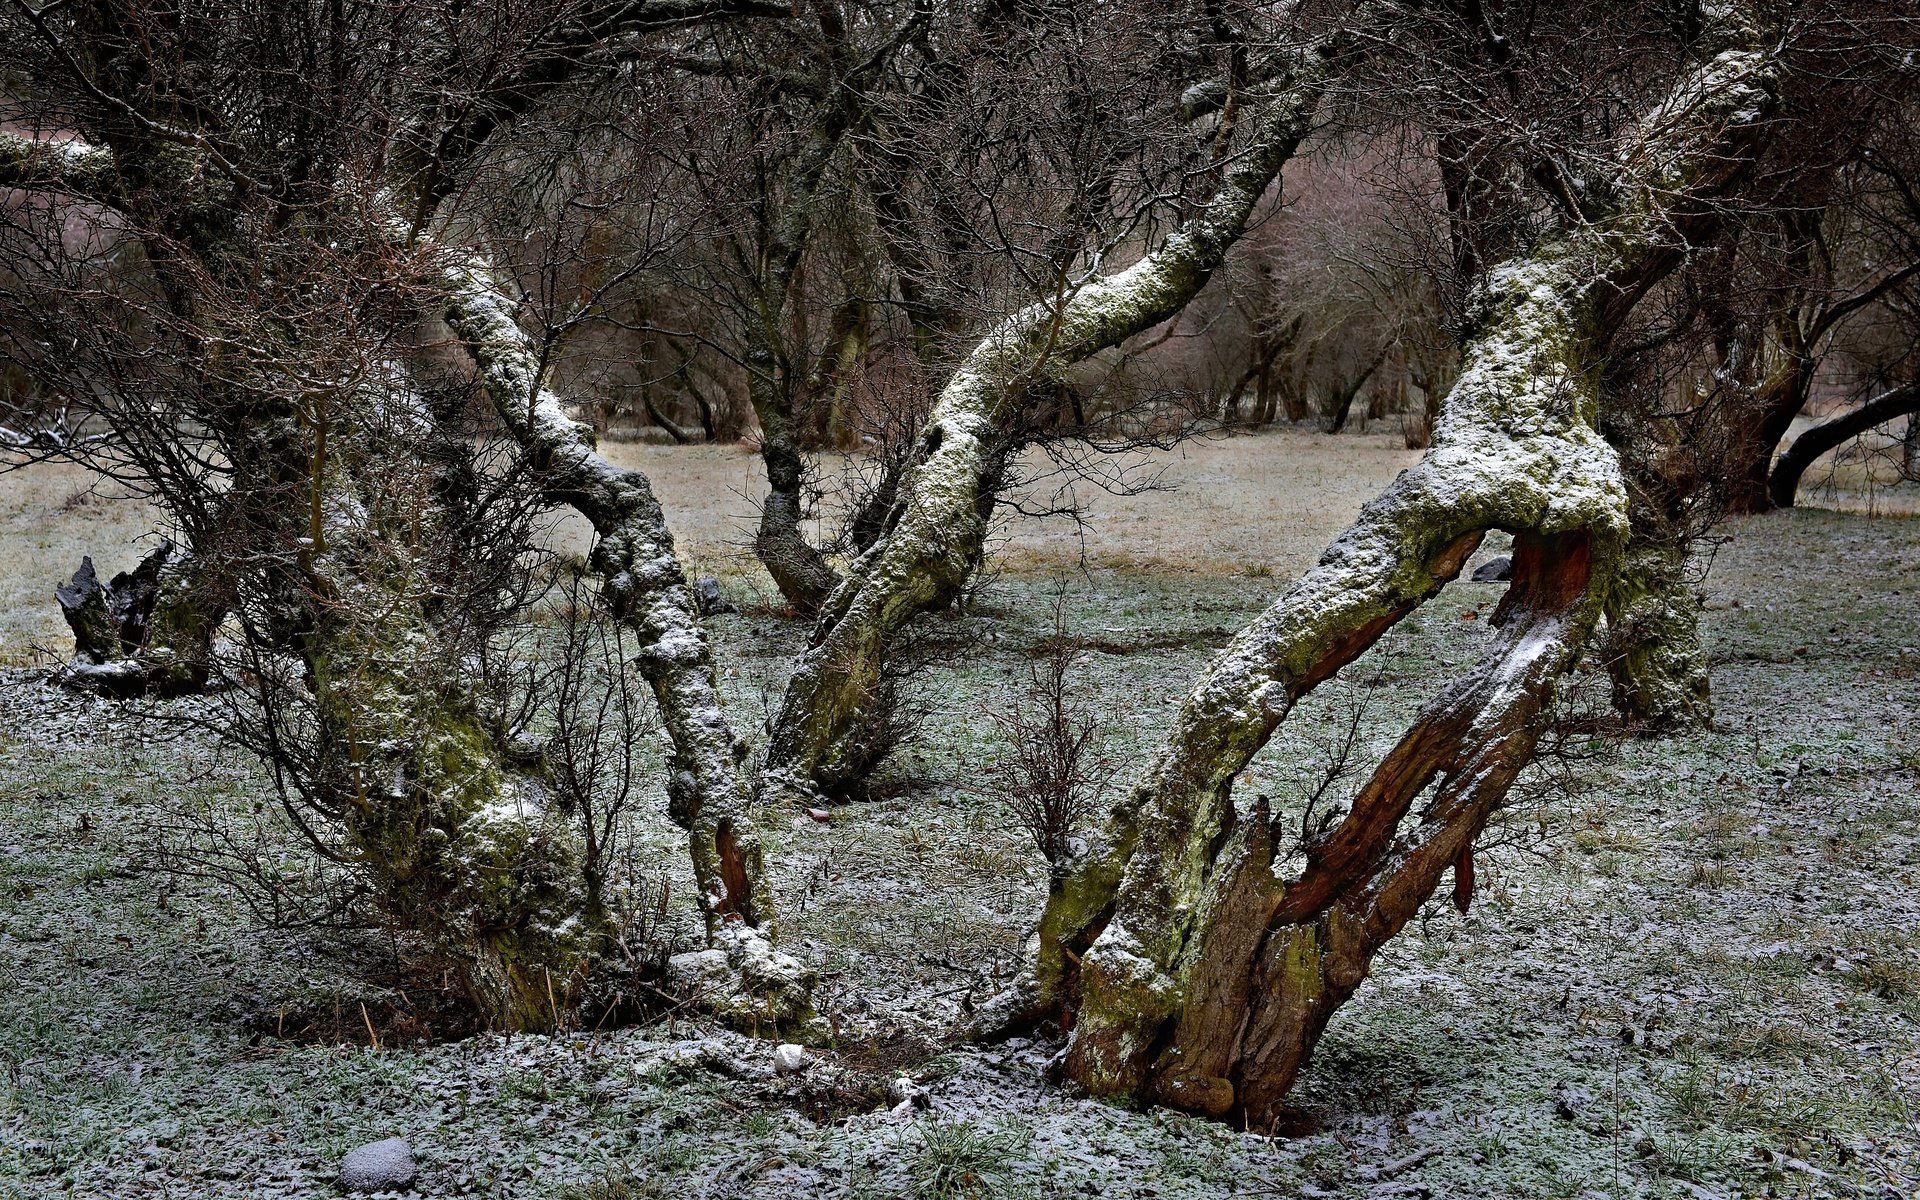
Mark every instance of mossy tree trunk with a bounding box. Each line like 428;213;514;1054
299;442;603;1029
764;12;1387;796
982;11;1779;1125
0;105;593;1026
440;253;777;940
1603;518;1714;732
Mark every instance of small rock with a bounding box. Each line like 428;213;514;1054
340;1137;416;1193
1472;556;1512;582
693;576;737;616
1554;1081;1594;1120
772;1043;810;1075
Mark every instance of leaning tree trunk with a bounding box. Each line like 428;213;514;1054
440;255;777;940
979;12;1779;1127
1767;382;1920;508
440;257;819;1031
763;13;1385;796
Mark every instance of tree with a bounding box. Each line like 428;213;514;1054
0;0;805;1031
764;4;1391;797
980;2;1783;1124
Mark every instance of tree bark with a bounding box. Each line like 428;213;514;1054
981;11;1779;1124
1767;382;1920;508
301;445;603;1030
764;13;1386;796
439;254;777;940
1604;530;1713;731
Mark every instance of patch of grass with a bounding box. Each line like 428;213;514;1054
1685;861;1731;889
557;1166;669;1200
1842;954;1920;1003
906;1118;1032;1200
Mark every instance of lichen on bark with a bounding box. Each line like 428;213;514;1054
984;4;1781;1125
436;243;813;1031
764;10;1388;797
439;253;773;934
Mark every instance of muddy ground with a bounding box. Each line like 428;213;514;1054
1;428;1916;1199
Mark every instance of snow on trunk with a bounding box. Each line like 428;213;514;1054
438;254;776;927
763;10;1388;797
984;4;1781;1124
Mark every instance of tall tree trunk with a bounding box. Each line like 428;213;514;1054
981;13;1779;1125
764;13;1388;796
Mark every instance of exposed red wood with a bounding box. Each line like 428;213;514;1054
1451;846;1474;913
715;822;749;918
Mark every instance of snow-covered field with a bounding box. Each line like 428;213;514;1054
1;431;1916;1198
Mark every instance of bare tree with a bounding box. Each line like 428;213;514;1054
981;3;1784;1124
0;0;808;1031
764;4;1393;798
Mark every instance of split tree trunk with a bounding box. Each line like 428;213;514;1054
981;12;1779;1126
764;13;1386;796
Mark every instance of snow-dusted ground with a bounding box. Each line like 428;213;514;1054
0;458;1916;1197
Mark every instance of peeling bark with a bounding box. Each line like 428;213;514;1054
765;12;1387;796
982;9;1780;1123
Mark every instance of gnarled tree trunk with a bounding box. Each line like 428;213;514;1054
764;12;1386;796
302;443;602;1030
440;253;777;939
440;254;818;1031
981;11;1779;1126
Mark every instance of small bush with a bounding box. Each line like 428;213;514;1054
984;590;1113;874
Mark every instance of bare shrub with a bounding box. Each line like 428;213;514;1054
984;589;1113;875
